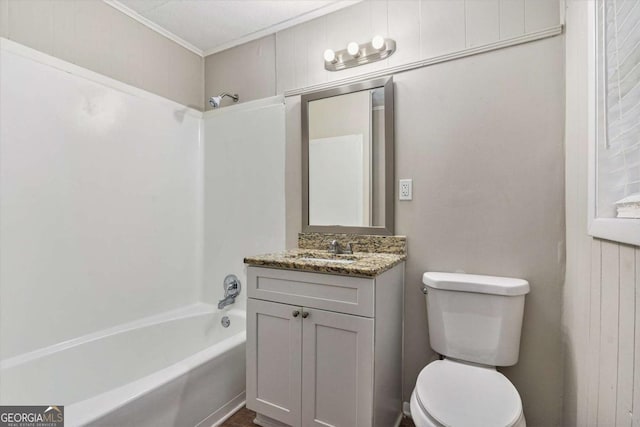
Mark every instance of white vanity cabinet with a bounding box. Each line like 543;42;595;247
246;264;404;427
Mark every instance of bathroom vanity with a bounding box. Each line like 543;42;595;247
244;76;404;427
244;237;405;427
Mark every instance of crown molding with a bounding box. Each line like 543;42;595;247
104;0;361;58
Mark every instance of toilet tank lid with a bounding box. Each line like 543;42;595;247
422;272;530;296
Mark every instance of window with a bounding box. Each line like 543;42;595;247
589;0;640;245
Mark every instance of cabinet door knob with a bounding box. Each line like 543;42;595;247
292;310;300;318
302;311;310;319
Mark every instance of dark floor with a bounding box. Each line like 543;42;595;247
220;407;416;427
220;407;257;427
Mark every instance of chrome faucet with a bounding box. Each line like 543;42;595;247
218;294;236;309
328;240;341;254
218;274;241;309
328;240;354;255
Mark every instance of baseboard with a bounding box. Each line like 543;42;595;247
253;410;406;427
253;413;291;427
199;392;246;427
403;401;412;418
393;412;404;427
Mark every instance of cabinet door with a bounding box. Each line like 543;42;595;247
301;309;374;427
247;299;302;426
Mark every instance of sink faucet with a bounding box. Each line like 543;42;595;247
218;274;241;309
328;240;341;254
328;240;354;255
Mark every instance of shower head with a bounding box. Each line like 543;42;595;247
209;92;239;108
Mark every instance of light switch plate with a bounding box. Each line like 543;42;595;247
399;179;412;201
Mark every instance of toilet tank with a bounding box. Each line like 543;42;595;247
423;272;530;366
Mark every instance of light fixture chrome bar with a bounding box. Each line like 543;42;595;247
324;38;396;72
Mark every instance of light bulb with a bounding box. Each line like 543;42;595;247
347;42;360;56
372;35;385;50
323;49;336;63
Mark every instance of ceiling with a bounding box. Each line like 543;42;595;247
110;0;360;56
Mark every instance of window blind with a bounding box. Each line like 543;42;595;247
601;0;640;206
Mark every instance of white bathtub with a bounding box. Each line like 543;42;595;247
0;303;246;427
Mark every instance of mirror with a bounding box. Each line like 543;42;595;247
302;76;394;235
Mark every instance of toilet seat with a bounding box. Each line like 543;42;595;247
413;359;523;427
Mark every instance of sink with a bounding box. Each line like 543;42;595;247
298;257;356;265
285;252;358;265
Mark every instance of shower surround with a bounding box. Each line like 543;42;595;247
0;38;285;426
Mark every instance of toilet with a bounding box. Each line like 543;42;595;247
410;272;530;427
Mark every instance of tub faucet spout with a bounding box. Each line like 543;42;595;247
218;295;236;309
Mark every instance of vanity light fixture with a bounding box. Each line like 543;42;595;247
324;36;396;71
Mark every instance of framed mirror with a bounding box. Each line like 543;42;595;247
302;76;394;235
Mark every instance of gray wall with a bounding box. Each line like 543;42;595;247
284;36;566;427
0;1;570;425
562;1;640;426
393;37;565;426
0;0;203;109
204;35;275;110
203;1;566;425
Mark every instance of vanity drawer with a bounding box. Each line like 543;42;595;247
247;266;375;317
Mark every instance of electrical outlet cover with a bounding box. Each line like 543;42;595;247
399;179;412;200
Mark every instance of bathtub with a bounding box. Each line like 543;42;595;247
0;303;246;427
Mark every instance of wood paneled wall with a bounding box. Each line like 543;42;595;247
275;0;561;94
204;0;562;107
585;240;640;427
563;3;640;425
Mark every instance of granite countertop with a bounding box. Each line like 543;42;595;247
244;248;406;278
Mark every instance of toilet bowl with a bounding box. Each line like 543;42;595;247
410;359;525;427
412;272;531;427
